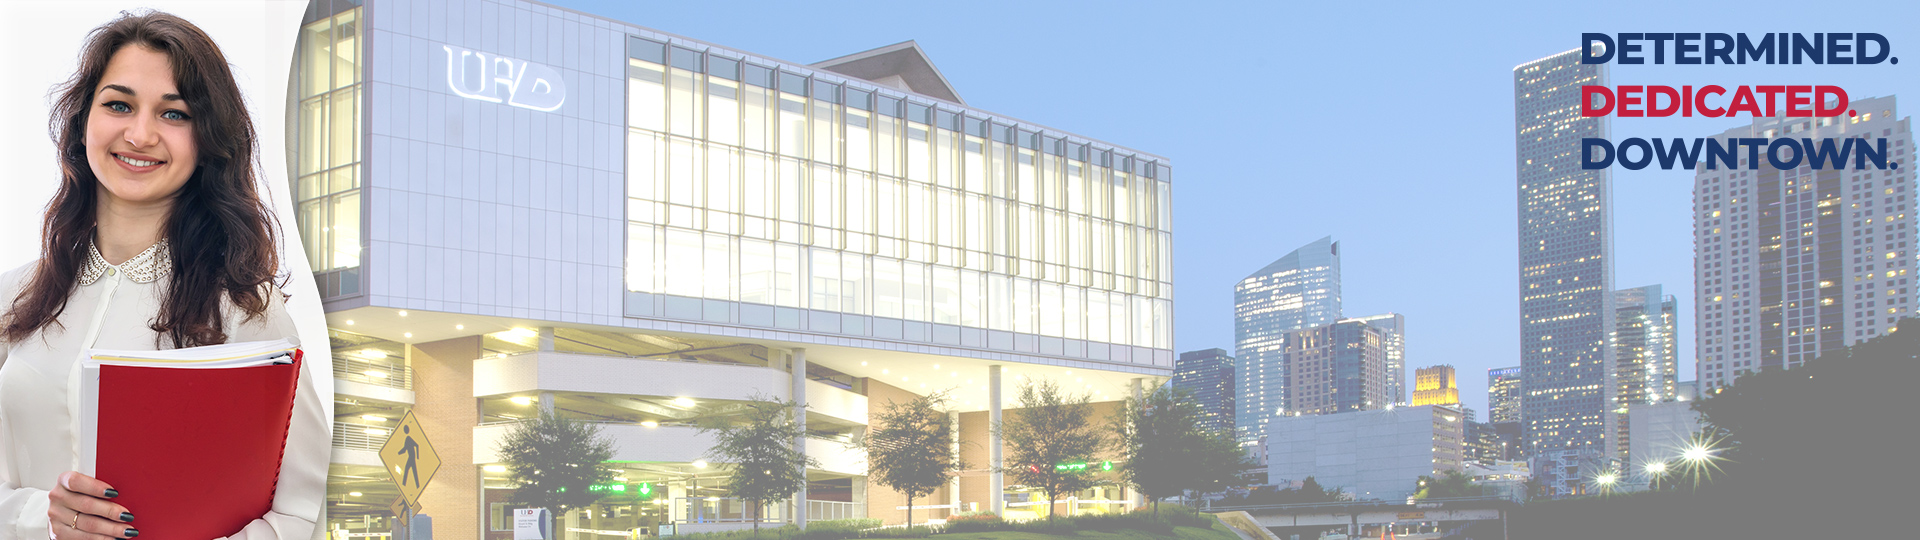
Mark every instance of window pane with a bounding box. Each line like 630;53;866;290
328;89;357;168
627;61;665;131
627;223;657;293
329;191;361;269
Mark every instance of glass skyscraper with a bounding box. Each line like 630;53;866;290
1514;48;1616;477
1692;96;1915;392
1234;236;1340;446
1613;285;1677;405
1613;284;1678;472
1174;348;1236;436
1486;366;1522;424
1348;312;1406;405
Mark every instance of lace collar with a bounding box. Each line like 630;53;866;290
78;239;171;285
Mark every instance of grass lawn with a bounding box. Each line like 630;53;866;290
927;522;1242;540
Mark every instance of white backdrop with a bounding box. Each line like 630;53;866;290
0;0;332;493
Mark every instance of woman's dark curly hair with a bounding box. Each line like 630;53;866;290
4;10;279;348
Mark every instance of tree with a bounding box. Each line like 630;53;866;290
853;390;967;527
496;407;618;513
995;379;1111;525
1111;385;1247;516
700;396;818;538
1412;470;1480;499
1189;427;1252;499
1679;318;1918;539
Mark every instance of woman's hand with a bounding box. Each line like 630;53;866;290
47;471;137;540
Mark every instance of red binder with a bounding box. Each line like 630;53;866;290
81;340;303;540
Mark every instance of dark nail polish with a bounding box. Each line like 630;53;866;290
103;488;119;499
120;513;135;522
124;528;139;538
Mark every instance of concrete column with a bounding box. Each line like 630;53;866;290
409;337;483;540
989;365;1004;517
538;327;556;351
669;483;689;523
538;391;555;414
791;349;809;529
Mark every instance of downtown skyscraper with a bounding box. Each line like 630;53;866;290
1487;366;1523;424
1693;95;1916;392
1235;236;1341;446
1612;285;1678;463
1514;48;1617;472
1175;349;1237;436
1614;285;1678;405
1348;312;1407;405
1282;320;1391;416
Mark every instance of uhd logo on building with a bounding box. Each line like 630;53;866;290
443;45;565;112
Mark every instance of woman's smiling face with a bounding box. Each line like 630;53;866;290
85;45;198;208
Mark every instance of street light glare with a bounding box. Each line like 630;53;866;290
1683;445;1712;462
1646;462;1666;473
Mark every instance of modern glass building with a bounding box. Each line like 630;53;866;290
1173;348;1236;436
1280;319;1389;417
1486;366;1522;425
1234;236;1340;447
294;0;1174;536
1514;48;1616;482
1346;312;1406;405
1691;95;1915;392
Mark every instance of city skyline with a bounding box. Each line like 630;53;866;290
539;0;1920;419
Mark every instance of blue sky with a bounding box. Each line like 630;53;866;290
549;0;1919;416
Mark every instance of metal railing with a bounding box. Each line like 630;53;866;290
332;421;390;451
333;355;413;390
807;500;864;522
1209;495;1516;513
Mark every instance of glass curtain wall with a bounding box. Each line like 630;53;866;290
295;8;364;291
623;38;1172;350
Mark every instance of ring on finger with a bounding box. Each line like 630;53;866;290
68;511;80;529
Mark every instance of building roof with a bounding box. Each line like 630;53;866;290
1244;236;1336;282
810;40;965;105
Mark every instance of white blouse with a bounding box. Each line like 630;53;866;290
0;241;329;540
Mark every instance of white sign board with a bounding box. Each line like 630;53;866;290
513;508;550;540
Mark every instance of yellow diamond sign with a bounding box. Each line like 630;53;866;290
380;410;441;508
390;497;414;526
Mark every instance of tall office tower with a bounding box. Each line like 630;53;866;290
1693;95;1916;392
1411;365;1460;407
1235;237;1342;445
1175;349;1237;436
1348;313;1407;405
1487;366;1523;424
1282;319;1390;416
1612;285;1679;462
1515;48;1617;471
1614;286;1679;404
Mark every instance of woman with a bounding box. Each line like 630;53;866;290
0;11;326;540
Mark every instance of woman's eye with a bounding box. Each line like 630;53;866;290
162;110;192;121
103;101;130;113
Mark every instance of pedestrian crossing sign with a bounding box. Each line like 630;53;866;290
380;410;442;508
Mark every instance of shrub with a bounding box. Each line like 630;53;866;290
862;525;933;538
941;512;1008;533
